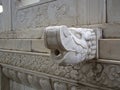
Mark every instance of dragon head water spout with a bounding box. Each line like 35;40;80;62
44;25;101;65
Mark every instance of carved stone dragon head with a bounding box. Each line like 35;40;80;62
44;25;101;65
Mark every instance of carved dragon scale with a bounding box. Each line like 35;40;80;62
44;25;102;65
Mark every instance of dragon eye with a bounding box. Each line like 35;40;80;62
75;33;82;39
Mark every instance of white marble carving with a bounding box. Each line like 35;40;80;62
0;51;120;89
0;51;79;80
2;66;78;90
44;25;102;65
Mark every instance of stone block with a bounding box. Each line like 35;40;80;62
0;39;31;51
15;28;44;39
0;39;50;53
0;28;44;39
77;0;105;25
99;39;120;60
31;39;50;53
81;23;120;38
107;0;120;23
101;24;120;38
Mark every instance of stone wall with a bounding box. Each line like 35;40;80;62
0;0;106;31
0;0;120;90
107;0;120;23
1;0;120;32
12;0;106;31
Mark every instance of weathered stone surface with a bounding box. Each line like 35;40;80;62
0;28;44;39
1;24;120;39
78;62;120;89
0;0;120;90
0;50;79;80
82;23;120;38
101;24;120;38
0;50;119;89
12;0;77;31
5;67;104;90
107;0;120;23
99;39;120;60
1;0;12;31
0;39;31;51
32;39;50;53
11;0;107;31
0;66;10;90
0;39;49;53
77;0;106;25
0;14;3;32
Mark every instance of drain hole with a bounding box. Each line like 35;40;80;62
54;49;60;56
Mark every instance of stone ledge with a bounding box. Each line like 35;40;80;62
1;23;120;39
0;39;50;53
0;49;50;56
0;23;120;39
0;28;44;39
97;59;120;65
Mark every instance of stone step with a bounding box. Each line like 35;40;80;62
0;39;50;53
99;39;120;60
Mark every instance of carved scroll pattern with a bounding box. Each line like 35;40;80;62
2;66;104;90
14;0;76;30
0;51;79;80
2;67;78;90
77;62;120;89
0;51;120;89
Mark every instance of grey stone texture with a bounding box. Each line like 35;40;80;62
0;28;44;39
0;0;120;90
0;0;12;31
0;50;118;90
11;0;106;31
107;0;120;23
0;66;10;90
0;39;50;53
81;23;120;38
99;39;120;60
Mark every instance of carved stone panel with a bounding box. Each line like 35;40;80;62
11;0;77;31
